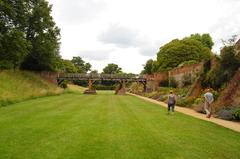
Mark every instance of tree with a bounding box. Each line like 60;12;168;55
60;59;78;73
21;0;61;71
102;63;122;74
71;56;92;73
155;37;211;71
0;0;32;69
90;70;98;74
83;62;92;73
187;33;214;50
0;0;61;71
220;45;240;74
0;29;31;69
142;59;154;74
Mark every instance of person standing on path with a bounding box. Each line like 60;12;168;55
204;89;214;118
167;90;176;114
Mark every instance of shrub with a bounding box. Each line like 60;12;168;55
216;108;234;120
0;60;14;69
212;90;220;100
177;97;195;107
232;107;240;120
129;82;144;94
194;97;204;105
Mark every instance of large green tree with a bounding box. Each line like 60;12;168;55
0;0;31;69
21;0;61;71
155;35;212;71
102;63;122;74
142;59;154;74
0;0;61;71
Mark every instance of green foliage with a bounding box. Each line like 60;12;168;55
0;0;61;71
201;39;240;89
129;82;144;94
233;108;240;120
177;97;195;107
0;28;31;69
178;60;198;67
156;37;211;71
71;56;92;73
60;59;78;73
142;59;154;74
102;63;122;74
21;0;61;71
201;67;225;89
217;107;240;121
220;45;240;73
90;70;98;74
186;33;214;49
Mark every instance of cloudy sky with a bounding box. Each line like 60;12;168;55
47;0;240;73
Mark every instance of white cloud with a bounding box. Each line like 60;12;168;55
98;24;141;48
78;49;113;61
48;0;106;24
47;0;240;73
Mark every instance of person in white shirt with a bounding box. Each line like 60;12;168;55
204;89;214;118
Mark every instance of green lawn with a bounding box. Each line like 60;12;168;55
0;91;240;159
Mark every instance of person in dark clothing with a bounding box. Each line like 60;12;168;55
167;90;176;114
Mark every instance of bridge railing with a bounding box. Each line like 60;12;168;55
57;73;145;79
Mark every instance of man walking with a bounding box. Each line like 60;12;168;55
168;90;176;114
204;89;214;118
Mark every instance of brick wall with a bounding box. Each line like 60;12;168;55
146;63;203;88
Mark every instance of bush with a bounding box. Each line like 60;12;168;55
233;107;240;120
0;60;14;69
194;97;204;105
216;108;234;120
177;97;195;107
129;82;144;94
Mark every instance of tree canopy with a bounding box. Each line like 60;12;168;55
0;0;61;71
141;59;154;74
71;56;92;73
102;63;122;74
155;34;212;71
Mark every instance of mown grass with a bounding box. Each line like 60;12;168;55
0;91;239;159
0;70;63;106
